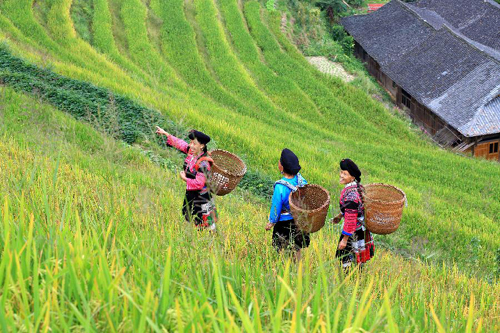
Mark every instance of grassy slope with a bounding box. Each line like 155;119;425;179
0;0;497;274
0;85;498;331
0;0;497;279
0;0;498;330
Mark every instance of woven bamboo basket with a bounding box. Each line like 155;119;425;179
363;183;406;235
289;184;330;233
208;150;247;196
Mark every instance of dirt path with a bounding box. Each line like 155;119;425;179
306;56;355;82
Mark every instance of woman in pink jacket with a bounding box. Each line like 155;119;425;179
156;126;217;230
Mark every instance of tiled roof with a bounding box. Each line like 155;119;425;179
341;0;500;137
409;0;500;52
459;94;500;137
341;1;435;67
426;59;500;137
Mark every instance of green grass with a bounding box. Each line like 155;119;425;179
0;0;499;330
70;0;94;44
1;86;498;331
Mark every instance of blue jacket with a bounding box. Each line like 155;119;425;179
269;174;307;223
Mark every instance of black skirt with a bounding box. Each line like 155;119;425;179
335;228;374;266
182;190;213;226
272;219;310;252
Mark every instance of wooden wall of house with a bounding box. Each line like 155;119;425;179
354;42;379;80
396;87;445;135
354;42;365;62
378;72;398;98
474;138;500;161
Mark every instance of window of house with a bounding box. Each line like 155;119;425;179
489;142;499;154
401;89;412;109
392;81;396;88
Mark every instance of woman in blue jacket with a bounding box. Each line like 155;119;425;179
265;148;310;261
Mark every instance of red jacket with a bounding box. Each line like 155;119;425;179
340;182;365;236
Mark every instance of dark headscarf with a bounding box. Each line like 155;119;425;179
188;130;210;145
280;148;301;175
340;158;361;182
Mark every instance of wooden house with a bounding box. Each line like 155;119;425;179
341;0;500;161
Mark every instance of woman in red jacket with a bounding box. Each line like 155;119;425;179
331;159;374;269
156;126;217;230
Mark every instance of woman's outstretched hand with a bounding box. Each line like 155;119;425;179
156;126;170;137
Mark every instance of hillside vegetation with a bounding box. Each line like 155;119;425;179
0;0;498;331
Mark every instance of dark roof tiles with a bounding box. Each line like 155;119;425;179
341;0;500;137
407;0;500;54
383;28;491;102
341;1;435;66
411;0;500;52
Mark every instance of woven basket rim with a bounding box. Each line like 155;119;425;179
210;149;247;177
364;183;406;204
289;184;331;214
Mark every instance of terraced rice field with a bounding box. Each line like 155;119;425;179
0;0;498;331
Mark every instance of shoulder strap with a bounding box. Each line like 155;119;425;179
273;173;307;192
274;179;297;192
296;173;306;187
194;156;214;172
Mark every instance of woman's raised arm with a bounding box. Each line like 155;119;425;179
156;126;189;154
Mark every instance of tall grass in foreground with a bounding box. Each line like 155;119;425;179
0;192;498;332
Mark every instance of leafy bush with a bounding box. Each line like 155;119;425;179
330;24;354;55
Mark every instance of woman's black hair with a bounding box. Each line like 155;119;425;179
280;148;301;175
340;159;364;201
340;159;361;182
355;179;365;203
188;130;208;154
281;166;296;176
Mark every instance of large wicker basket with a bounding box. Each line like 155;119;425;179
208;150;247;196
363;183;406;235
289;184;330;233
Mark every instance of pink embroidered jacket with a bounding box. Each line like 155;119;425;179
340;182;365;236
167;134;211;191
